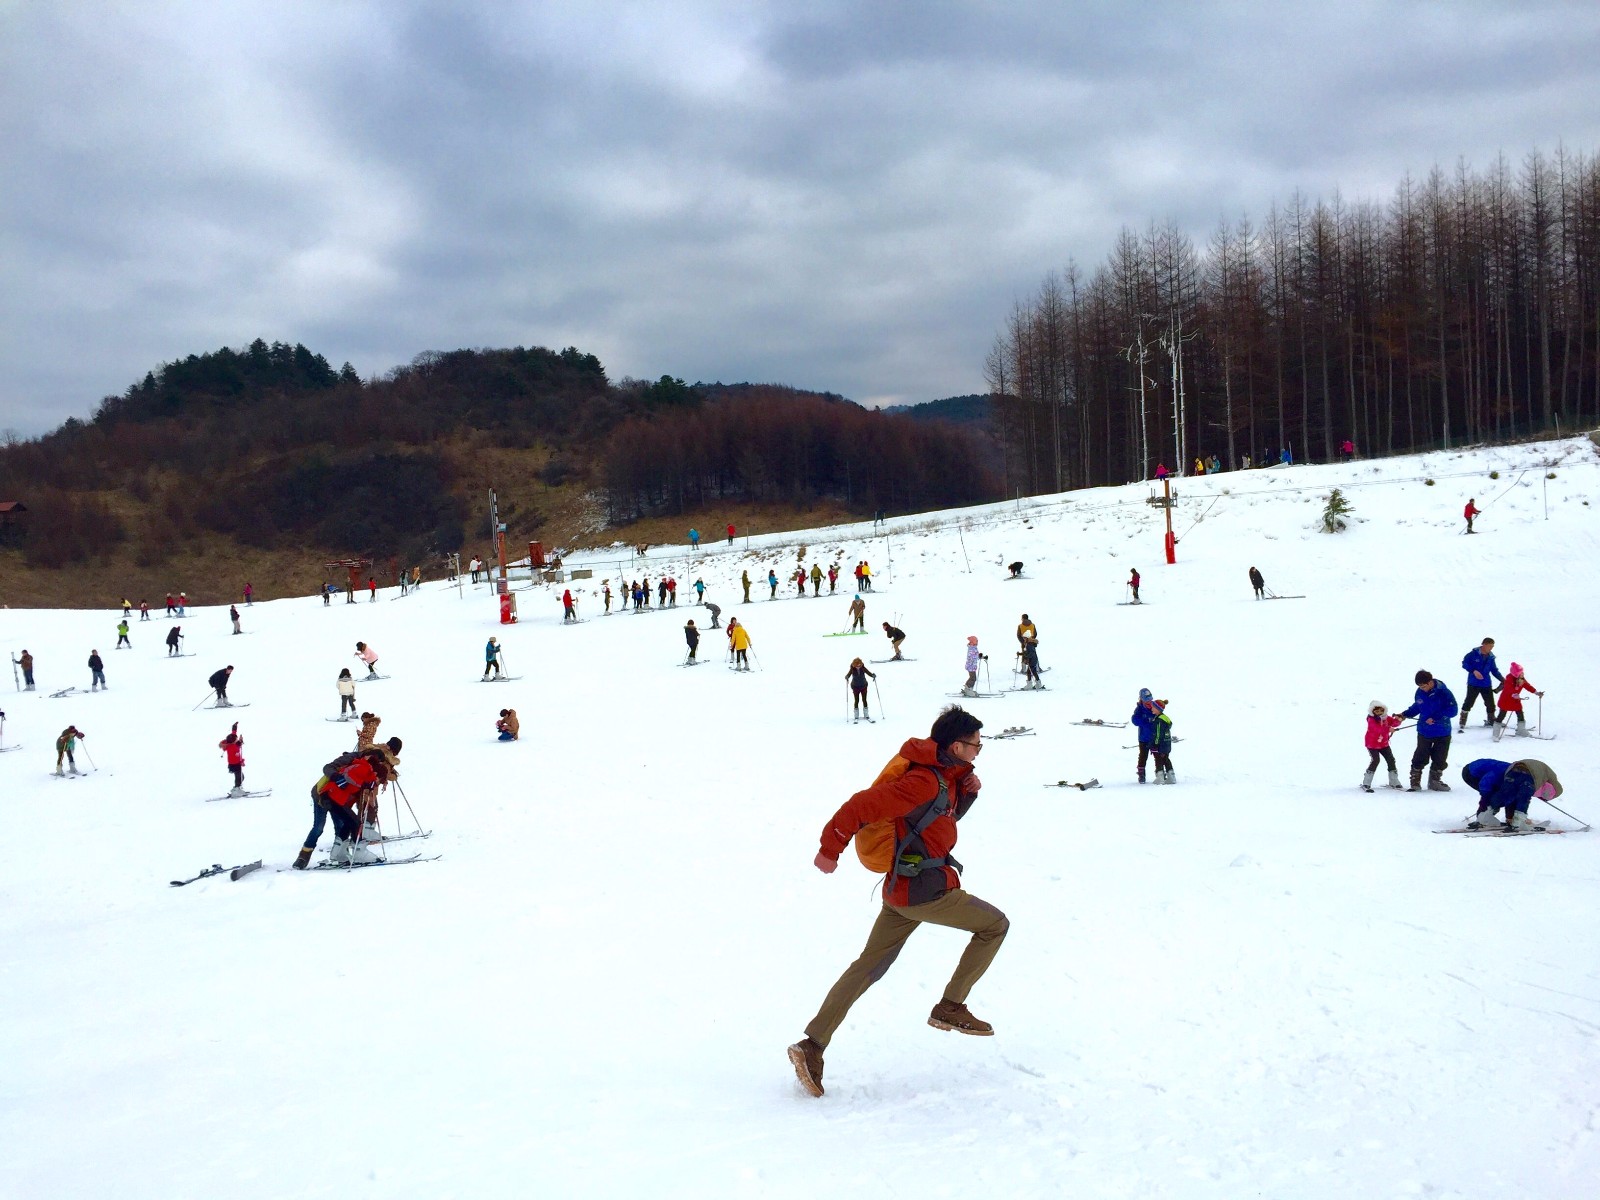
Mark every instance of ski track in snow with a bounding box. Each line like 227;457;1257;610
2;438;1599;1198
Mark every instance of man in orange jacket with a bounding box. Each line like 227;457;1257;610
787;706;1009;1097
293;751;389;868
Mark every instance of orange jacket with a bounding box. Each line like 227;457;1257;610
818;738;976;906
321;758;378;809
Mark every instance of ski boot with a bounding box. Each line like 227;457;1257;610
1427;771;1451;792
1466;807;1503;830
330;838;378;865
1385;769;1403;790
292;847;313;870
1407;771;1423;793
1361;768;1376;793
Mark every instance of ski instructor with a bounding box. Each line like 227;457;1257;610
787;705;1009;1098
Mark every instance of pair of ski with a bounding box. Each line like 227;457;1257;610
1076;719;1127;728
1045;779;1101;790
1491;726;1555;742
947;692;1004;700
1122;737;1183;749
204;788;273;803
171;861;263;886
1431;824;1576;837
870;657;915;664
479;675;522;683
823;630;867;637
989;727;1034;740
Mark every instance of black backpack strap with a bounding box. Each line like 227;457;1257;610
892;770;962;878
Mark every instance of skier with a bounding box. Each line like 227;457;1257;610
727;523;736;545
337;668;357;717
827;563;839;594
54;725;86;776
178;592;187;616
810;563;824;596
730;620;753;670
631;581;643;612
1016;614;1037;647
88;649;106;691
741;570;752;603
18;649;34;690
122;597;132;618
1361;701;1404;792
218;722;246;796
497;708;520;741
368;577;377;602
1018;635;1042;690
354;641;380;680
1399;669;1457;791
659;578;669;607
116;619;131;649
1249;566;1265;599
603;581;613;613
787;705;1005;1098
694;578;706;603
322;581;333;607
165;626;183;657
562;589;577;622
1280;447;1293;466
705;600;722;628
667;577;677;606
1463;498;1481;533
961;636;983;697
1461;758;1562;831
1193;457;1205;477
1493;662;1542;739
483;637;503;680
684;618;700;662
165;593;176;616
410;565;422;591
230;604;242;635
1459;638;1503;730
768;569;778;600
139;600;150;621
845;658;876;720
291;749;389;868
860;561;874;592
208;665;234;706
1008;561;1023;578
794;567;806;597
849;595;867;632
1131;689;1175;783
244;582;253;606
689;528;700;550
1128;568;1141;603
883;622;906;660
1154;463;1168;481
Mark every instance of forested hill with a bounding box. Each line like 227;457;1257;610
882;394;992;425
0;340;998;592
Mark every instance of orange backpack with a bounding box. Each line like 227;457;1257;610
853;756;948;874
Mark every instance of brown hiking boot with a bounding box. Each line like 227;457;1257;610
928;999;994;1036
787;1038;825;1097
292;847;313;870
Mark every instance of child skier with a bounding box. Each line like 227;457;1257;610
54;725;85;776
562;589;577;621
219;723;246;796
1461;758;1562;831
684;618;700;662
230;604;242;634
483;637;502;679
1361;701;1404;791
337;668;357;716
845;658;876;720
1493;663;1543;740
1131;688;1175;783
1128;568;1141;603
354;641;380;679
730;620;753;670
962;636;983;697
116;619;131;648
1019;635;1042;689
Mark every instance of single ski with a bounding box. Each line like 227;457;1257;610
479;676;523;683
823;631;868;637
1044;779;1101;790
359;674;391;682
1432;826;1568;836
230;860;265;881
989;727;1035;740
0;744;22;753
372;830;433;845
50;687;77;698
170;862;240;886
1263;595;1306;600
326;715;358;723
851;716;876;724
870;658;916;663
205;702;251;709
309;853;441;871
205;788;273;802
1122;737;1183;749
946;692;1004;699
1074;719;1127;728
678;659;707;668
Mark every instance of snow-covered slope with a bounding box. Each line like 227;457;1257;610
2;437;1597;1199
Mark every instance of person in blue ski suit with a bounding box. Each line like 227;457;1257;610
1399;670;1458;791
1460;758;1563;832
1131;688;1174;784
1459;638;1504;730
483;637;503;680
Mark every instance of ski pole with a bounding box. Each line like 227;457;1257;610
873;677;886;720
1538;796;1589;830
82;744;98;772
751;648;763;671
983;656;991;694
191;689;214;711
845;684;851;723
1537;693;1543;737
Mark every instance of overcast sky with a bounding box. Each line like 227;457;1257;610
3;1;1598;436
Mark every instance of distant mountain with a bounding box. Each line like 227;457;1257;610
881;394;992;426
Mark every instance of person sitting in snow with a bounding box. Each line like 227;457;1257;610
497;708;520;741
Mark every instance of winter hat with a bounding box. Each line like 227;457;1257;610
1368;700;1387;715
1139;687;1153;702
967;635;979;645
1508;662;1523;677
386;736;402;755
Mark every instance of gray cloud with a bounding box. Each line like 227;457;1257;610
3;0;1598;434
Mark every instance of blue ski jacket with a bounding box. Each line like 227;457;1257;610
1461;647;1503;691
1401;682;1458;738
1463;758;1536;813
1131;700;1171;747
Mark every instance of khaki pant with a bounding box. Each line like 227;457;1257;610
804;888;1008;1048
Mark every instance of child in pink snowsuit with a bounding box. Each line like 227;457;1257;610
1362;701;1404;791
354;641;380;679
1493;662;1542;740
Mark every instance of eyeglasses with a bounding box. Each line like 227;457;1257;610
956;737;983;751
